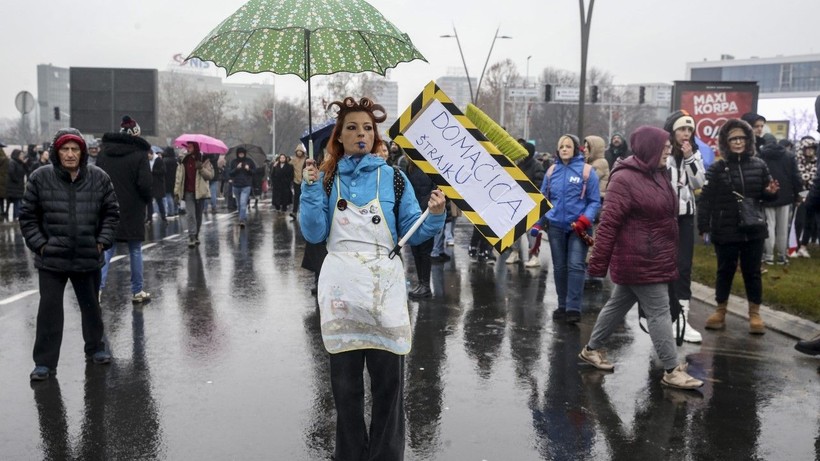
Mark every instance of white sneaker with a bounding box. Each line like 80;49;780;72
524;255;541;267
798;246;811;258
506;251;520;264
676;301;702;344
661;363;703;389
132;291;151;303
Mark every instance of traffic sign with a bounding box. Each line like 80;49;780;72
554;87;580;102
15;91;35;115
507;87;539;98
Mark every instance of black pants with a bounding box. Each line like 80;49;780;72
410;237;434;287
714;239;764;305
292;182;302;214
329;349;405;461
34;269;106;369
796;201;819;245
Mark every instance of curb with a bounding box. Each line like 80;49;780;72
690;281;820;341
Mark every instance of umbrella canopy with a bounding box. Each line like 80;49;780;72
225;144;268;167
300;120;335;158
186;0;426;155
173;134;229;155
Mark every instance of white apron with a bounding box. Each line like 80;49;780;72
318;169;411;355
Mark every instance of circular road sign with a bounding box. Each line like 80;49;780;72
15;91;36;115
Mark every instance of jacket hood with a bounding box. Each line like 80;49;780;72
759;140;788;161
609;132;629;151
584;135;606;162
49;128;89;169
717;119;755;160
624;126;668;173
101;132;151;156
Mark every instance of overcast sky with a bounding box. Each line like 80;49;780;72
3;0;819;123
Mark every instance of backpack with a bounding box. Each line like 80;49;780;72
545;163;593;199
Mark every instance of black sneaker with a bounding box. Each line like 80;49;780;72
468;246;477;258
88;350;112;365
552;308;566;320
30;366;52;381
409;285;432;299
566;311;581;324
431;254;451;263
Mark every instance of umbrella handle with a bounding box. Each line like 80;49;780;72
307;139;315;185
388;209;429;259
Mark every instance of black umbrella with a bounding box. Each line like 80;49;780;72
300;120;335;160
225;144;267;167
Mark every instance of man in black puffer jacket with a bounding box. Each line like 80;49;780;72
697;118;779;335
96;115;153;303
19;128;120;381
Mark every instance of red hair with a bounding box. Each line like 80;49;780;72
320;97;387;190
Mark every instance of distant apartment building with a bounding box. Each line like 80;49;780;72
37;64;71;137
686;54;820;97
436;74;476;110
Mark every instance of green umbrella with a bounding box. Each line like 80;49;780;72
186;0;426;153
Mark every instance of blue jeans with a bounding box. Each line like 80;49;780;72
208;181;219;211
100;241;144;294
431;225;446;257
164;193;177;216
547;226;591;312
233;186;251;222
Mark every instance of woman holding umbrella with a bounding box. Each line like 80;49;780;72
301;97;445;461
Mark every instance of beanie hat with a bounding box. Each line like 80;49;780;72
236;146;247;154
120;115;141;136
519;140;535;157
741;112;766;126
54;133;87;153
664;110;695;134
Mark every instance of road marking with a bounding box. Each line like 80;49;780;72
142;243;157;250
0;289;38;305
163;235;178;241
110;255;125;263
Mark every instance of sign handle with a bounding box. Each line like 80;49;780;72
388;209;429;260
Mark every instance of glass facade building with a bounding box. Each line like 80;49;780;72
687;54;820;95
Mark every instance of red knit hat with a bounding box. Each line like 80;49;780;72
54;133;86;153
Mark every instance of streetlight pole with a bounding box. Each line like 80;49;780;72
577;0;595;138
475;26;512;107
526;55;532;87
440;27;475;104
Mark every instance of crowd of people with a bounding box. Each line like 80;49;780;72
5;95;820;461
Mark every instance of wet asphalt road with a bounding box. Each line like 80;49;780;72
1;207;819;460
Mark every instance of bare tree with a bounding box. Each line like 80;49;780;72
782;107;817;139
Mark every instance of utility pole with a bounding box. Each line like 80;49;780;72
577;0;595;138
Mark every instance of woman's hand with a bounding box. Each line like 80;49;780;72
428;189;446;214
681;140;693;158
765;179;780;195
304;159;318;184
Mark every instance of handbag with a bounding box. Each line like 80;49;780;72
726;163;766;232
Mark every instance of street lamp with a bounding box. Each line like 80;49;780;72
440;28;475;104
475;27;512;106
526;55;532;87
441;26;512;107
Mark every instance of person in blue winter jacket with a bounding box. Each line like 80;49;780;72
300;96;445;461
540;134;601;324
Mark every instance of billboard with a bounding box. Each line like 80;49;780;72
70;67;157;136
672;81;759;155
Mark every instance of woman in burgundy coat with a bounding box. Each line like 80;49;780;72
578;125;703;390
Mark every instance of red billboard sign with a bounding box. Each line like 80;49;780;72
672;81;759;155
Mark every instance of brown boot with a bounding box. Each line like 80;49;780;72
748;303;766;335
704;303;728;330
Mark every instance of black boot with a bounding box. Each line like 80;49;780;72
409;285;432;300
795;334;820;356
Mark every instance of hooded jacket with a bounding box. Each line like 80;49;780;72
174;151;215;201
697;119;777;243
541;150;601;232
6;150;27;200
758;139;802;207
588;126;678;285
96;132;152;241
0;150;8;199
162;147;178;195
299;154;444;246
666;144;706;216
604;133;632;170
584;135;609;196
19;128;120;272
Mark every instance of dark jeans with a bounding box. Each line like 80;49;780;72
671;214;695;304
410;237;434;287
714;239;764;305
329;349;405;461
292;182;302;214
146;197;166;221
796;201;819;245
34;269;106;369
